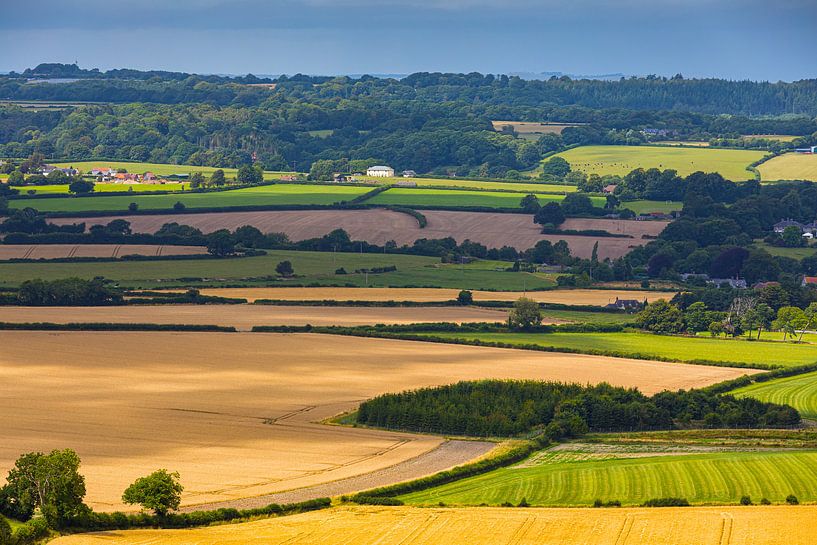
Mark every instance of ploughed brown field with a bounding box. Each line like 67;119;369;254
0;331;749;510
0;304;511;330
181;287;673;305
51;505;817;545
51;210;668;259
0;244;206;259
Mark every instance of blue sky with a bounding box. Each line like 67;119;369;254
1;0;815;80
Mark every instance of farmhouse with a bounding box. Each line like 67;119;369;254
802;276;817;288
773;219;817;234
367;165;395;177
603;184;618;194
333;173;356;182
605;297;645;311
402;170;417;178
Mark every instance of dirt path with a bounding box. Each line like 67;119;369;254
181;439;494;511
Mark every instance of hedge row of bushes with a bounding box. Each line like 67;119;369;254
0;251;265;265
704;361;817;395
346;185;391;205
382;205;427;228
540;228;632;238
350;441;542;501
3;231;208;246
43;203;372;219
66;497;331;532
0;322;236;332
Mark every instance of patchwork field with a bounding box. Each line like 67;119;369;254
51;160;295;180
185;287;672;305
757;152;817;182
418;331;817;368
492;120;583;135
550;145;766;180
399;447;817;506
0;331;746;510
8;184;371;212
366;176;578;193
0;244;206;259
732;370;817;419
12;182;190;193
0;251;561;290
51;210;663;258
0;305;510;330
50;505;817;545
367;187;583;209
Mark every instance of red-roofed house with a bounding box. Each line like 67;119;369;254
802;276;817;287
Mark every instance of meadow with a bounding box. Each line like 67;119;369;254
50;505;817;545
0;250;560;290
8;184;372;213
363;176;578;193
757;153;817;182
548;145;766;180
622;200;683;214
51;160;295;180
732;370;817;419
0;331;742;509
367;188;604;208
14;182;190;193
416;331;817;368
398;448;817;506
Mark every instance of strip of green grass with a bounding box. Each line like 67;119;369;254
8;184;371;213
51;160;295;180
15;182;190;194
362;176;578;194
0;251;557;291
367;188;605;209
412;331;817;368
398;449;817;506
622;200;683;214
732;370;817;419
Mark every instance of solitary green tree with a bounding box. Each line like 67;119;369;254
540;156;571;178
189;172;206;189
275;260;294;277
206;230;236;256
508;297;542;330
68;179;95;194
773;306;806;340
457;290;473;305
209;169;226;186
5;449;87;528
122;470;183;516
520;194;541;213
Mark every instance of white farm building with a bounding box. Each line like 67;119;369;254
367;165;395;177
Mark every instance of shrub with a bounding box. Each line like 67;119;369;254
276;260;294;277
457;290;473;305
121;470;184;516
173;201;186;211
786;494;799;505
335;267;347;274
740;495;752;505
592;499;621;508
128;202;139;211
641;497;690;507
760;497;772;505
517;497;530;507
350;496;404;506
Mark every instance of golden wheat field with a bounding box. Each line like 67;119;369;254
51;505;817;545
0;244;206;259
185;287;673;305
0;331;748;510
0;304;510;330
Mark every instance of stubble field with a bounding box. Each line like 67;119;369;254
0;331;748;510
757;152;817;182
50;505;817;545
186;287;672;305
0;244;206;259
0;304;511;330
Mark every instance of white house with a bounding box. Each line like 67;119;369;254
367;165;394;178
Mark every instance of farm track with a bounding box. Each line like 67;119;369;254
50;505;817;544
50;210;668;259
181;439;494;512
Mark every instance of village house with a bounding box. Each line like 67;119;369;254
802;276;817;288
605;297;646;312
402;170;417;178
773;219;817;235
603;184;618;194
367;165;394;177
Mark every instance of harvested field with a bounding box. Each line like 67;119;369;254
758;152;817;182
559;217;668;237
0;331;744;510
52;209;422;246
50;505;817;545
185;287;673;305
0;305;510;331
492;120;583;135
0;244;206;260
52;210;663;258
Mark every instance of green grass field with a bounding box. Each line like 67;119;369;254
732;371;817;419
398;448;817;506
0;250;558;290
757;153;817;182
753;241;817;260
413;331;817;368
547;145;766;180
622;200;683;214
8;184;371;213
539;310;635;324
51;160;295;181
368;187;604;209
361;176;578;194
14;182;190;194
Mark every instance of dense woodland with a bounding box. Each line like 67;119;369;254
1;64;816;175
356;380;799;438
